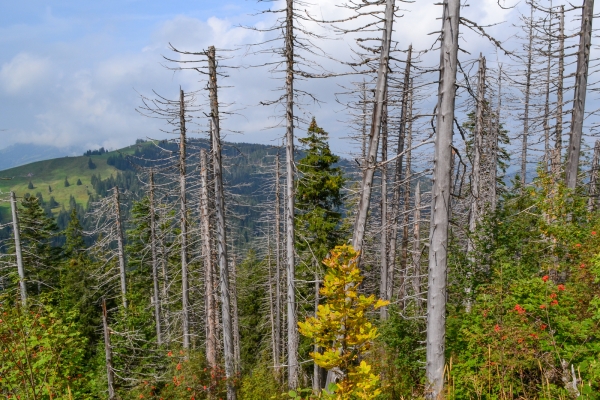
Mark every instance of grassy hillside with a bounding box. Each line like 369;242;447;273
0;144;139;220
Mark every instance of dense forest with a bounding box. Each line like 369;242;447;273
2;0;600;399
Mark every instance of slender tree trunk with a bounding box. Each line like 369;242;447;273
149;171;162;345
102;298;116;400
389;45;412;305
380;101;389;319
312;268;321;392
274;153;282;374
267;235;278;373
178;88;190;349
284;0;299;389
231;253;241;373
589;141;600;212
412;182;421;311
426;0;460;397
521;5;534;185
201;149;218;371
543;12;552;173
114;186;128;310
400;80;413;308
361;80;368;161
566;0;594;189
491;67;502;212
10;191;26;306
352;0;395;255
469;55;486;248
555;5;565;172
208;45;237;400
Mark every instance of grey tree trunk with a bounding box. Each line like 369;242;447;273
284;0;299;389
543;19;552;173
178;88;190;350
208;45;237;400
426;0;460;397
114;186;128;310
566;0;594;189
469;55;486;250
389;45;412;305
352;0;395;254
274;153;282;374
231;253;241;373
201;149;218;370
491;67;502;213
521;5;534;186
589;141;600;212
400;80;414;309
555;6;565;171
312;268;321;392
10;191;26;306
102;298;116;400
149;171;162;345
380;101;389;319
412;182;421;311
361;80;368;161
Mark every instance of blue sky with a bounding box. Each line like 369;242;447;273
1;0;595;160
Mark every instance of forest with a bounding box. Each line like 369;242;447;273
1;0;600;398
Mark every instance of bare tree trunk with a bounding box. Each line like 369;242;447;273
491;67;502;212
555;5;565;171
201;149;218;370
102;298;116;400
400;80;414;308
412;182;421;311
521;4;534;186
284;0;299;389
589;141;600;212
543;12;552;173
231;253;241;373
208;45;237;400
426;0;460;397
10;191;26;306
380;101;389;319
114;186;128;310
566;0;594;189
312;268;321;392
351;0;395;254
389;45;412;306
469;55;486;250
274;153;282;375
361;80;368;161
149;171;162;345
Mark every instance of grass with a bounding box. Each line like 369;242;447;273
0;145;138;220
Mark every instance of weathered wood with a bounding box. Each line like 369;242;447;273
426;0;460;397
102;298;116;400
178;88;190;350
114;186;128;310
149;170;162;345
208;45;237;400
566;0;594;189
521;4;534;185
10;191;26;306
380;100;389;319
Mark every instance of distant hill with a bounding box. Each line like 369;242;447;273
0;143;80;171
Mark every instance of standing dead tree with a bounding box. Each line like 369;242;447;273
566;0;595;189
10;191;26;306
114;186;128;310
426;0;460;397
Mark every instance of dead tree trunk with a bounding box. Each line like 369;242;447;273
178;88;190;350
400;79;414;308
102;298;116;400
412;182;421;311
10;191;26;306
555;5;565;171
426;0;460;397
274;153;282;375
389;45;412;305
566;0;594;189
351;0;395;255
521;4;534;185
589;141;600;211
208;45;237;400
284;0;299;389
149;170;162;345
114;186;128;310
469;55;486;252
491;67;502;212
201;149;218;370
380;101;389;319
231;253;241;373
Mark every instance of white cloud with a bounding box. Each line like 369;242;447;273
0;53;51;94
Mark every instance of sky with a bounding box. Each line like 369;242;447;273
0;0;594;157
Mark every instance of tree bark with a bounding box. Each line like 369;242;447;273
521;4;534;185
149;170;162;345
566;0;594;189
201;149;218;371
412;182;421;311
426;0;460;397
555;6;565;172
102;298;116;400
208;45;237;400
274;153;282;374
284;0;299;389
10;191;26;306
469;55;486;249
178;88;190;350
400;78;414;309
114;186;128;310
589;141;600;212
380;101;389;319
351;0;395;255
